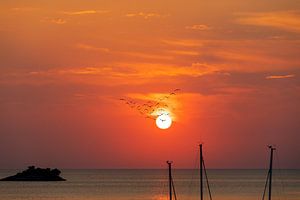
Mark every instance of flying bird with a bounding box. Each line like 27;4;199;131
119;88;181;120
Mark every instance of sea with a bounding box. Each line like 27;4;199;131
0;169;299;200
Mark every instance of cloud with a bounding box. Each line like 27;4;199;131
75;43;173;60
122;52;173;60
125;12;167;19
266;74;295;79
185;24;211;30
75;43;110;53
162;39;203;47
1;61;221;86
60;67;113;75
11;7;39;12
108;62;219;78
41;18;67;25
24;67;113;77
236;11;300;33
62;10;109;15
167;50;200;56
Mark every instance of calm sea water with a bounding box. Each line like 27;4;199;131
0;169;299;200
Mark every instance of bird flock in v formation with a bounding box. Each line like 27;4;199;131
119;89;180;120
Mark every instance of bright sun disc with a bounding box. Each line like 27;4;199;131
156;114;172;129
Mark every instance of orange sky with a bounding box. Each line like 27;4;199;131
0;0;299;169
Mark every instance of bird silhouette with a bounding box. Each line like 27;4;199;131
119;88;181;120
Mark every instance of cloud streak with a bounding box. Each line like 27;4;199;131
62;10;109;15
162;39;204;47
41;18;67;24
236;11;300;33
125;12;168;19
266;74;295;79
185;24;211;30
1;62;222;87
75;43;110;53
167;50;200;56
11;7;39;12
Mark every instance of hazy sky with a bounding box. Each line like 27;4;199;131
0;0;299;169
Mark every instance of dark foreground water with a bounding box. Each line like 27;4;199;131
0;169;299;200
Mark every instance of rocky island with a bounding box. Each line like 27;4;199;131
0;166;66;181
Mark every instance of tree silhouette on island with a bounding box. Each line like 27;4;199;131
0;166;66;181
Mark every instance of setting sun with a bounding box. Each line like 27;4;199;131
156;113;172;129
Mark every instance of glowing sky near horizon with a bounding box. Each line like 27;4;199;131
0;0;299;169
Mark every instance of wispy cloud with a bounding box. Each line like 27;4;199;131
62;10;109;15
167;50;200;56
40;18;67;25
236;11;300;33
266;74;295;79
122;52;173;60
185;24;211;31
11;7;39;12
125;12;168;19
61;67;113;75
75;43;110;53
27;67;113;76
15;62;220;86
162;39;203;47
108;62;219;78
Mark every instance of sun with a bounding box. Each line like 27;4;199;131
156;113;172;129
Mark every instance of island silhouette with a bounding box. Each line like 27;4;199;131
0;166;66;181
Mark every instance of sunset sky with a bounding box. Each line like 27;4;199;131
0;0;299;169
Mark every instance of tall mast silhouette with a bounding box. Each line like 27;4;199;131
262;145;276;200
199;144;213;200
167;161;172;200
166;161;177;200
268;146;275;200
200;144;203;200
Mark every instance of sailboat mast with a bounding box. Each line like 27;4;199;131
268;146;275;200
167;161;173;200
200;144;203;200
